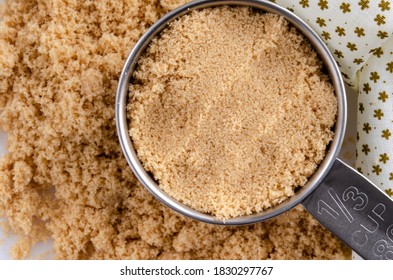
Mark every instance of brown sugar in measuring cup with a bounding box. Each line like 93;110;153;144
116;0;393;260
128;7;337;220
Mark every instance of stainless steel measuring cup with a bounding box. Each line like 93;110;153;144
116;0;393;260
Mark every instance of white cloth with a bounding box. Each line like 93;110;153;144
273;0;393;199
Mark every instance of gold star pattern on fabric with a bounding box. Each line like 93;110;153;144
374;109;384;120
379;0;391;11
363;123;372;133
318;0;329;10
322;31;331;40
374;14;386;25
316;17;326;27
372;165;383;175
347;42;358;51
377;30;389;39
386;61;393;72
379;153;390;163
334;49;344;58
363;83;372;93
386;189;393;197
354;27;365;37
335;26;346;36
358;0;370;10
370;71;380;82
362;144;371;155
299;0;310;8
340;2;351;13
359;103;365;113
382;129;392;139
370;47;384;57
378;91;389;102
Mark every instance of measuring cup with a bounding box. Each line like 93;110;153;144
116;0;393;260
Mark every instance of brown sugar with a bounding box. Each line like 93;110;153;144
129;7;337;219
0;0;349;259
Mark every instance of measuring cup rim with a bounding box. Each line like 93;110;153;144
115;0;347;225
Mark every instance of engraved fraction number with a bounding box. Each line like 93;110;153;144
317;196;339;219
342;186;368;210
317;186;368;222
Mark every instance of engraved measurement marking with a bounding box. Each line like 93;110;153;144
352;230;368;247
342;186;368;210
358;203;387;234
372;203;386;221
373;239;393;260
317;186;368;221
361;215;379;233
317;199;339;219
387;224;393;242
314;182;393;259
328;188;354;223
317;187;356;222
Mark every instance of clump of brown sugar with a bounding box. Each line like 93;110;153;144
0;0;349;259
129;7;337;219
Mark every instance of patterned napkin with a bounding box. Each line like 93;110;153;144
272;0;393;199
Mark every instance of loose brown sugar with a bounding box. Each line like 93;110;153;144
0;0;349;259
129;7;337;219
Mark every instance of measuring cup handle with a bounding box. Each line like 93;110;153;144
302;158;393;260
